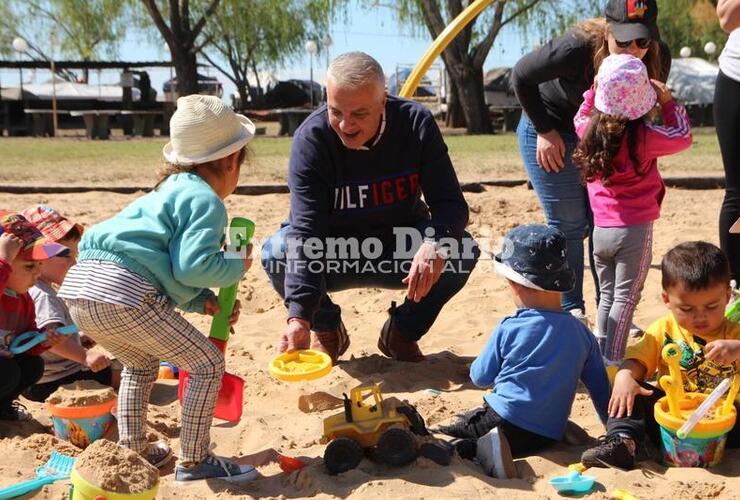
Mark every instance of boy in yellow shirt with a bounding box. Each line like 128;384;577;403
582;241;740;469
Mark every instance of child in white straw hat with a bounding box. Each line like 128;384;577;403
58;95;258;482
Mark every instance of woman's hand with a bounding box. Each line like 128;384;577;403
608;369;654;418
536;130;566;172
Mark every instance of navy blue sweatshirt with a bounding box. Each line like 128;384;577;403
285;96;469;322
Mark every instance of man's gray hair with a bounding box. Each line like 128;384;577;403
327;51;385;89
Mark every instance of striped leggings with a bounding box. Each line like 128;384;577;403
66;293;224;464
592;223;653;363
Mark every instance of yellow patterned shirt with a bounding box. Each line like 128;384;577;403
626;314;739;401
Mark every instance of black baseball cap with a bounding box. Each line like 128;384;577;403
605;0;660;42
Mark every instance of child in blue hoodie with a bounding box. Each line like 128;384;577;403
59;95;256;483
438;224;609;478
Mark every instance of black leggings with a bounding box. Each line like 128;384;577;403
716;70;740;282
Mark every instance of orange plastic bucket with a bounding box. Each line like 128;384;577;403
48;399;116;449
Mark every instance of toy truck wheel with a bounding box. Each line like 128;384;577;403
377;427;417;466
324;437;364;474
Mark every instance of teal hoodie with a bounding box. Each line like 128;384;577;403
77;173;245;313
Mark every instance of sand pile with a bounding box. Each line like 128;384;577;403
10;433;82;464
47;380;117;407
74;439;159;494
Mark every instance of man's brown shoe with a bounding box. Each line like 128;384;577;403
310;320;350;364
377;301;425;362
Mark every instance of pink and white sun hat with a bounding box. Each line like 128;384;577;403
595;53;657;120
163;94;255;166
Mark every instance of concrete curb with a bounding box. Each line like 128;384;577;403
0;176;725;195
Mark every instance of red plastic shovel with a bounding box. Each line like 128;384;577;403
178;217;254;422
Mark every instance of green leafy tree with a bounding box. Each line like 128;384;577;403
657;0;726;61
1;0;128;82
365;0;601;134
201;0;339;109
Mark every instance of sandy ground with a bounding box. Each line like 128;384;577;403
0;185;738;499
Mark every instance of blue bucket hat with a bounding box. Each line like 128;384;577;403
494;224;575;292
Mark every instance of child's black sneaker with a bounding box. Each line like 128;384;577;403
0;402;32;421
581;434;635;470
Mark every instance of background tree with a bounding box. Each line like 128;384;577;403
0;0;127;82
201;0;338;110
366;0;601;134
657;0;727;60
138;0;222;96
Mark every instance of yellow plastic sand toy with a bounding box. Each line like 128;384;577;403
652;343;739;467
269;349;332;382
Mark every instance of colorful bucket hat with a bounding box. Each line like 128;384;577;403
595;54;657;121
495;224;575;292
0;211;69;261
21;205;84;243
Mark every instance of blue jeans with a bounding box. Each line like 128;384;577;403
261;222;480;341
517;115;595;312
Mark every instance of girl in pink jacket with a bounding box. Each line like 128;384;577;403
573;53;692;364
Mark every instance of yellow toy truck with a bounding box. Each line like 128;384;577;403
320;384;428;474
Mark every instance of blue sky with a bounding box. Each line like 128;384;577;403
4;4;532;101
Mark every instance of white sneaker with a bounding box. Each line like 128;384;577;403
629;323;643;338
569;308;591;330
476;427;517;479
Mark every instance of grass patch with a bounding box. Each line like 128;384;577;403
0;127;722;186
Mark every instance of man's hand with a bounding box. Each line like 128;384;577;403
536;130;566;172
608;369;654;418
402;241;445;303
85;351;111;372
0;233;23;262
704;339;740;366
41;326;68;349
279;318;311;353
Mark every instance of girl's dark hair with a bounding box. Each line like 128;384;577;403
661;242;730;291
572;111;642;184
154;147;248;190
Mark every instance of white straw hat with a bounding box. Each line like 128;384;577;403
163;94;256;165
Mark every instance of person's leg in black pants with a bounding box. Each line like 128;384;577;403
436;403;555;457
716;71;740;282
22;366;114;403
0;354;45;420
582;382;664;468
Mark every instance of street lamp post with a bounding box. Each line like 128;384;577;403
679;46;692;58
305;40;318;107
12;37;28;98
50;29;58;137
321;34;333;68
